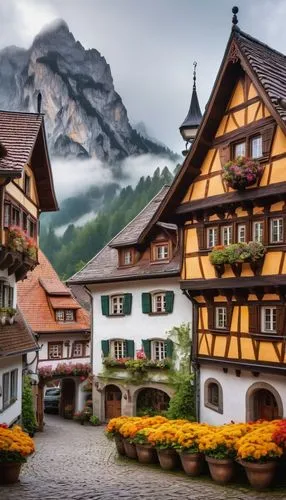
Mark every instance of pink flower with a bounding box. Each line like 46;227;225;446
136;348;146;360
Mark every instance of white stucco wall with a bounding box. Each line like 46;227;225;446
90;277;192;377
37;333;91;368
200;364;286;425
0;355;23;425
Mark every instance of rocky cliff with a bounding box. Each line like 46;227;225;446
0;19;176;163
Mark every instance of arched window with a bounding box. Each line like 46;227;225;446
204;378;223;414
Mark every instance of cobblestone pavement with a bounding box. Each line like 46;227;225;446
1;415;286;500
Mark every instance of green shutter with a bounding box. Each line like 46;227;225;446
101;340;110;357
123;293;132;315
165;291;174;313
126;340;135;358
165;339;173;359
101;295;109;316
142;293;151;313
142;339;151;359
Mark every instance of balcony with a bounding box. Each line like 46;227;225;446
0;226;38;281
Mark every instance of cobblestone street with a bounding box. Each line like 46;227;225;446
1;415;286;500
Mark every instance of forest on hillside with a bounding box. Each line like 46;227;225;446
40;166;177;279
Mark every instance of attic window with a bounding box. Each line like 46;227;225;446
152;242;170;262
234;141;246;158
55;309;75;322
24;173;31;197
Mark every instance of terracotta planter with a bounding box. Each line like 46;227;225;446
179;452;204;476
115;435;125;456
156;448;179;470
206;456;234;485
239;460;277;490
136;444;158;464
0;462;22;484
123;439;137;459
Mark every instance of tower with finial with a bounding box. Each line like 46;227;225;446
232;6;239;28
179;61;202;154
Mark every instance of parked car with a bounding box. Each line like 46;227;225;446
44;388;61;413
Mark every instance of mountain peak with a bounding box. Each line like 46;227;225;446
39;18;70;35
33;19;74;46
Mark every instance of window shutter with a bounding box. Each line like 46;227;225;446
101;296;109;316
219;144;230;166
126;340;135;358
262;125;276;156
123;293;132;315
142;293;151;313
249;305;259;334
101;340;110;357
276;306;286;335
142;339;151;359
207;305;215;330
8;287;14;308
227;304;234;330
197;226;205;250
165;339;173;359
165;291;174;313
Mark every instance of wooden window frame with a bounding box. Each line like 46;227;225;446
55;309;75;322
270;217;283;244
110;295;124;316
233;140;246;159
204;378;223;414
151;339;167;361
250;135;263;159
206;226;218;248
48;342;63;360
119;248;135;267
231;133;264;161
72;341;86;358
253;220;264;243
221;225;233;246
237;224;246;243
2;372;10;410
151;241;172;263
152;292;167;314
24;173;31;197
110;339;126;359
215;306;227;330
261;306;277;334
10;369;18;401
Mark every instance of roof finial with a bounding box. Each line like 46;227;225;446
193;61;197;90
232;6;239;26
37;92;42;114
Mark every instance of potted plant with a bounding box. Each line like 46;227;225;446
147;423;180;470
25;238;37;260
7;226;27;253
237;422;283;490
209;242;266;277
0;307;7;326
6;307;16;325
105;416;130;456
0;424;35;484
174;423;207;476
222;156;263;190
133;428;158;464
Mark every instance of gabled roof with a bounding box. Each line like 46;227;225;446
17;250;90;333
68;186;180;285
0;309;38;357
147;26;286;224
0;110;58;212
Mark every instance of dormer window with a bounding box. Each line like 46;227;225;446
55;309;75;322
124;250;132;265
231;134;263;161
152;241;170;262
234;141;246;159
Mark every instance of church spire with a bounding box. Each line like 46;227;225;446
179;62;202;148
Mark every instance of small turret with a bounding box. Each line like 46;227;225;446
179;61;202;154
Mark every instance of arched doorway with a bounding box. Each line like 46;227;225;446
105;385;122;419
253;389;279;421
60;378;76;417
136;388;170;415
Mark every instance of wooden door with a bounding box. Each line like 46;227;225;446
61;378;75;416
105;385;122;419
254;389;279;421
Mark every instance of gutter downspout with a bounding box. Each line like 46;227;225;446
83;286;94;412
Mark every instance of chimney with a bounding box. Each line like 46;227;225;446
37;92;42;114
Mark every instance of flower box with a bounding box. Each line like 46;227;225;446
222;157;263;190
210;242;266;277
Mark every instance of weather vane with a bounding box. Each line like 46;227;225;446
232;6;239;26
193;61;197;90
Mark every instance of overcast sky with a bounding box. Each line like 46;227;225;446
0;0;285;153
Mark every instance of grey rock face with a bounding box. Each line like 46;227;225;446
0;19;173;163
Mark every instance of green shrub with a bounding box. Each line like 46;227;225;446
90;415;100;426
166;375;195;420
22;375;37;435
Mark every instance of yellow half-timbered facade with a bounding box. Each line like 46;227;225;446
154;22;286;424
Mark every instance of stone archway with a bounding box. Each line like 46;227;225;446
60;378;76;417
136;388;170;415
246;382;283;421
105;384;122;420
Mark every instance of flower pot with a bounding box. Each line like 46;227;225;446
0;462;22;484
156;448;179;470
179;452;204;476
115;435;125;456
136;444;158;464
123;439;137;459
206;456;234;485
239;460;277;490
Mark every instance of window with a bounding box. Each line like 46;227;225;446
221;225;232;246
72;342;84;357
11;206;20;226
251;136;262;159
234;141;246;158
48;343;63;359
270;218;283;243
110;295;124;315
207;227;218;248
262;307;277;333
2;372;9;409
0;282;13;308
55;309;75;322
65;310;75;321
237;224;246;243
124;250;132;265
24;173;31;196
155;244;169;261
10;369;18;401
56;310;64;321
253;221;264;243
215;306;227;329
151;340;167;361
22;212;28;232
110;340;126;359
29;219;36;239
152;292;166;313
4;204;10;227
204;378;223;414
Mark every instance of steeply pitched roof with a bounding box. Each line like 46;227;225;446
0;110;58;211
0;309;38;357
148;26;286;225
69;285;91;312
68;186;180;285
17;250;90;333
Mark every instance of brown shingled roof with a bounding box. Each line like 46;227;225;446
68;186;180;285
17;250;90;333
0;310;38;357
